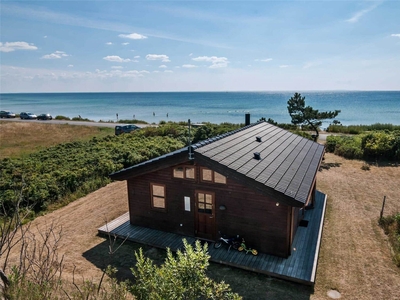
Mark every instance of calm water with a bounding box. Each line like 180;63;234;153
0;91;399;126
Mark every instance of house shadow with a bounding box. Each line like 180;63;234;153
83;236;314;299
82;238;160;282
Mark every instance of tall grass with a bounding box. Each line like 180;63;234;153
0;122;114;159
327;123;400;134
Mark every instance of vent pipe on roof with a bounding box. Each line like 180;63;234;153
245;113;250;126
253;152;261;160
256;136;262;142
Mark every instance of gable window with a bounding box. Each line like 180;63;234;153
173;166;195;180
200;168;227;184
150;183;166;209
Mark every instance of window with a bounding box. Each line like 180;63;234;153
200;168;227;184
173;166;195;180
151;183;166;209
214;172;227;184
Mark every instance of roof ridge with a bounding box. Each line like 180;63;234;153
191;121;262;150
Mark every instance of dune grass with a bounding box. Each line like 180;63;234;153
0;121;113;159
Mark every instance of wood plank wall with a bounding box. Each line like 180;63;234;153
127;162;292;257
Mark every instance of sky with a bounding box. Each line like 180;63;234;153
0;0;399;93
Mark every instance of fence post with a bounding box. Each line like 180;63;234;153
380;196;386;220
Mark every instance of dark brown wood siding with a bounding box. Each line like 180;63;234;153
127;162;291;257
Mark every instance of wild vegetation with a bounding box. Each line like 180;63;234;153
0;121;243;217
327;123;400;134
325;131;400;161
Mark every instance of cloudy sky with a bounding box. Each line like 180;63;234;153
1;1;399;92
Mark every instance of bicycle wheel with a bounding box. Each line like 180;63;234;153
214;241;222;249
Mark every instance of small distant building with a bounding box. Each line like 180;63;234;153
110;121;325;258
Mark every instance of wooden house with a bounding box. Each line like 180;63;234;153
110;121;325;258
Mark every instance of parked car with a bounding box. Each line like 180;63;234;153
0;110;16;118
115;124;140;135
20;112;37;119
37;113;53;120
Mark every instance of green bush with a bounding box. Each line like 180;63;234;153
131;239;242;300
0;133;184;214
325;131;400;161
326;135;363;159
361;132;396;159
54;115;70;120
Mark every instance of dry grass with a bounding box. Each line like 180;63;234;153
315;153;400;300
1;124;400;299
0;121;113;159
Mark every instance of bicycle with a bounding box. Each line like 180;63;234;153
238;238;258;255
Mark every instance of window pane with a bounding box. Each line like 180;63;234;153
205;194;213;204
198;203;205;210
214;172;226;184
202;169;213;181
185;167;195;179
152;185;165;197
173;167;184;178
198;193;205;202
153;197;165;208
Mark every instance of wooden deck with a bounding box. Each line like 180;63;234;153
98;191;327;285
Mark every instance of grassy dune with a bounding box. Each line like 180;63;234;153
0;121;113;159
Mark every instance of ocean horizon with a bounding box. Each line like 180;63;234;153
1;91;399;127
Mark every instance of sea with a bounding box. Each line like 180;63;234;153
0;91;399;127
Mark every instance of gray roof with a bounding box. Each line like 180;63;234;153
110;121;325;206
194;122;325;204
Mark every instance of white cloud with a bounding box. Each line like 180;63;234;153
159;65;167;68
118;33;148;40
122;42;129;45
255;58;272;62
182;64;197;68
106;42;113;45
346;3;380;23
391;34;400;38
42;50;70;59
67;64;74;68
175;66;181;69
189;53;193;56
164;70;173;73
153;70;160;73
134;55;140;58
111;66;123;69
103;55;131;62
192;56;229;68
279;65;289;68
43;36;47;38
146;54;170;62
0;41;38;52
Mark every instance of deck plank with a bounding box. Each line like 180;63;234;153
98;191;327;285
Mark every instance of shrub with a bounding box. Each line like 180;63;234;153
54;115;70;120
361;132;396;159
131;239;242;300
